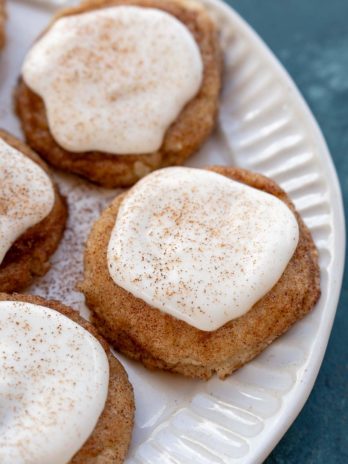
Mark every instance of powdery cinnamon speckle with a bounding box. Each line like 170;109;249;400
107;167;299;331
0;300;109;464
0;138;55;264
22;6;203;155
27;173;117;318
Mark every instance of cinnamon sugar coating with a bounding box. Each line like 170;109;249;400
80;167;321;380
0;292;135;464
15;0;222;188
0;130;67;293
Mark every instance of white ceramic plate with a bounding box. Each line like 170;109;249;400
0;1;345;463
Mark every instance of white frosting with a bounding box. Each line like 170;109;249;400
108;167;299;331
0;138;55;265
0;301;109;464
22;6;203;154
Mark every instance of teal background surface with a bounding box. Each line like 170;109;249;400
224;1;348;462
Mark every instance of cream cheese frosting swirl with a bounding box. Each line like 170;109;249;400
0;301;109;464
22;6;203;154
0;138;55;265
107;167;300;331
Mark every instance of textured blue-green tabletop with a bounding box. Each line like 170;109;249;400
224;1;348;462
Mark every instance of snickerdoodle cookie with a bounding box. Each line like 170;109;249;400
0;0;5;49
15;0;221;188
0;292;134;464
0;130;67;293
80;166;320;380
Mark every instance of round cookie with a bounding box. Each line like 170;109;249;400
80;166;320;380
15;0;222;188
0;0;5;49
0;292;134;464
0;130;67;293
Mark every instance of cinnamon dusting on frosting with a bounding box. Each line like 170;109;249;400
0;138;55;265
22;6;203;154
0;301;109;464
107;167;299;331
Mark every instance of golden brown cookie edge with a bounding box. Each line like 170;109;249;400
0;129;68;293
0;0;6;49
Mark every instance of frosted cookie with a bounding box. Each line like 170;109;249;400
0;293;134;464
0;0;5;49
15;0;221;188
0;130;67;292
80;166;320;380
